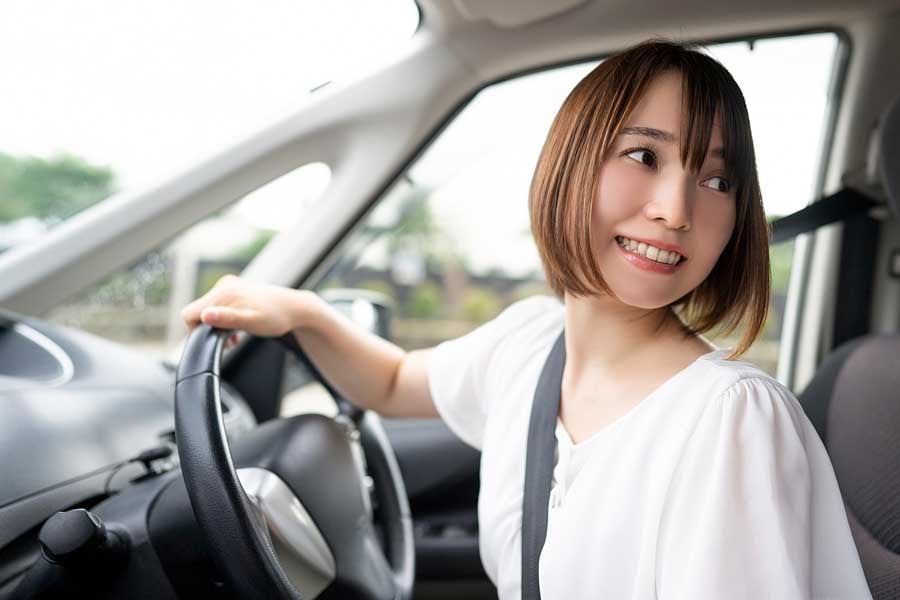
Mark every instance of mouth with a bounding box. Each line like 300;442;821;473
614;235;687;266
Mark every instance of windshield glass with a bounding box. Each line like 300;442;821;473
0;0;419;252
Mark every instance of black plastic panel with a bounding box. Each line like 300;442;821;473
0;310;257;556
0;325;67;383
0;317;175;509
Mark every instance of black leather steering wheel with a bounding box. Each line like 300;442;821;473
174;324;414;599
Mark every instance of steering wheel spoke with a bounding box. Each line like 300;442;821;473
238;467;336;598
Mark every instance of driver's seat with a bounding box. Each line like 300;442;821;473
796;93;900;599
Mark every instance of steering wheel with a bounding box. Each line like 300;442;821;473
174;324;415;599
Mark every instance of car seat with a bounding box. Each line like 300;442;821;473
797;92;900;599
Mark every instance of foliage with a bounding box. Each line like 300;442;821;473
385;186;435;258
769;239;794;295
509;280;555;304
383;183;470;276
230;229;276;261
358;279;395;298
761;308;780;340
461;286;501;321
405;282;442;318
85;251;172;307
0;152;116;223
196;265;241;298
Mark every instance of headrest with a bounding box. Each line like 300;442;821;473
880;94;900;218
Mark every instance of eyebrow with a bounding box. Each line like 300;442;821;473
620;126;725;158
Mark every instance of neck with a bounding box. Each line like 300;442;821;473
561;290;687;383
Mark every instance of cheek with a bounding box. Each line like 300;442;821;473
691;200;737;268
592;163;649;229
707;200;737;252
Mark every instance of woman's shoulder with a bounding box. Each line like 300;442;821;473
498;293;564;323
687;352;810;443
492;294;565;360
487;293;563;342
694;349;790;398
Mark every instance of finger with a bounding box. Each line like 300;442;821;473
182;279;239;330
211;274;239;292
200;306;258;331
181;301;205;330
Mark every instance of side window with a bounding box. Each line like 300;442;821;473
307;33;840;382
44;163;330;359
698;34;841;375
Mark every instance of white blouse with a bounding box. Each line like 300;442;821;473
425;294;871;600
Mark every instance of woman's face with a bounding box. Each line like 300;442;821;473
591;69;737;310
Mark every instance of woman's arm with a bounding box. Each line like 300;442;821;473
293;291;440;418
181;275;439;419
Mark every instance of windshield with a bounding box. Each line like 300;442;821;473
0;0;420;253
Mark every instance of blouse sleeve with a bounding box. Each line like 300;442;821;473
425;295;558;450
656;376;815;600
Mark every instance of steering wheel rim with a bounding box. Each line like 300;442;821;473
174;324;414;599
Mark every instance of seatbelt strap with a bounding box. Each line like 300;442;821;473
521;329;566;600
769;187;879;244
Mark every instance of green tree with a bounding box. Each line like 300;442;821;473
769;239;794;295
405;282;441;318
461;287;501;321
196;265;239;298
358;279;395;298
84;251;172;307
0;152;116;223
385;186;435;259
230;229;276;261
384;184;470;276
510;281;555;304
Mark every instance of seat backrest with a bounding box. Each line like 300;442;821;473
798;92;900;599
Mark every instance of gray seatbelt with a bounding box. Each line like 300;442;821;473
768;187;879;244
521;329;566;600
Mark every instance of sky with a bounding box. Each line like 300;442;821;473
0;3;838;276
0;0;419;195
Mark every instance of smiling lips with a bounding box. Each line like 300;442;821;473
615;235;685;265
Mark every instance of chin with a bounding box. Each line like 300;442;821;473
606;286;677;310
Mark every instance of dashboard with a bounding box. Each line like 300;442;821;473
0;311;257;595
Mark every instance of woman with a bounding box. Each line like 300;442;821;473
182;39;871;599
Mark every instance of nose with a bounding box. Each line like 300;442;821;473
643;173;692;231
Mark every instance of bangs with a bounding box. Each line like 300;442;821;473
677;53;754;195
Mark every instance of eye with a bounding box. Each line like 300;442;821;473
624;147;657;169
702;176;731;193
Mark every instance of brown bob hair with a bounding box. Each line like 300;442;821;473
529;38;771;361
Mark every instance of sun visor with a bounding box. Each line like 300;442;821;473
880;94;900;218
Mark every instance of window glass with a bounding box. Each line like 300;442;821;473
303;32;840;388
44;162;330;360
0;0;418;252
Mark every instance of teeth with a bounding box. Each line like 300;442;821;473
616;236;683;265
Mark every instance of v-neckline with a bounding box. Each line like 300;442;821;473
555;346;728;449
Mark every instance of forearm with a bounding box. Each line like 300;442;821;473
291;290;406;414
